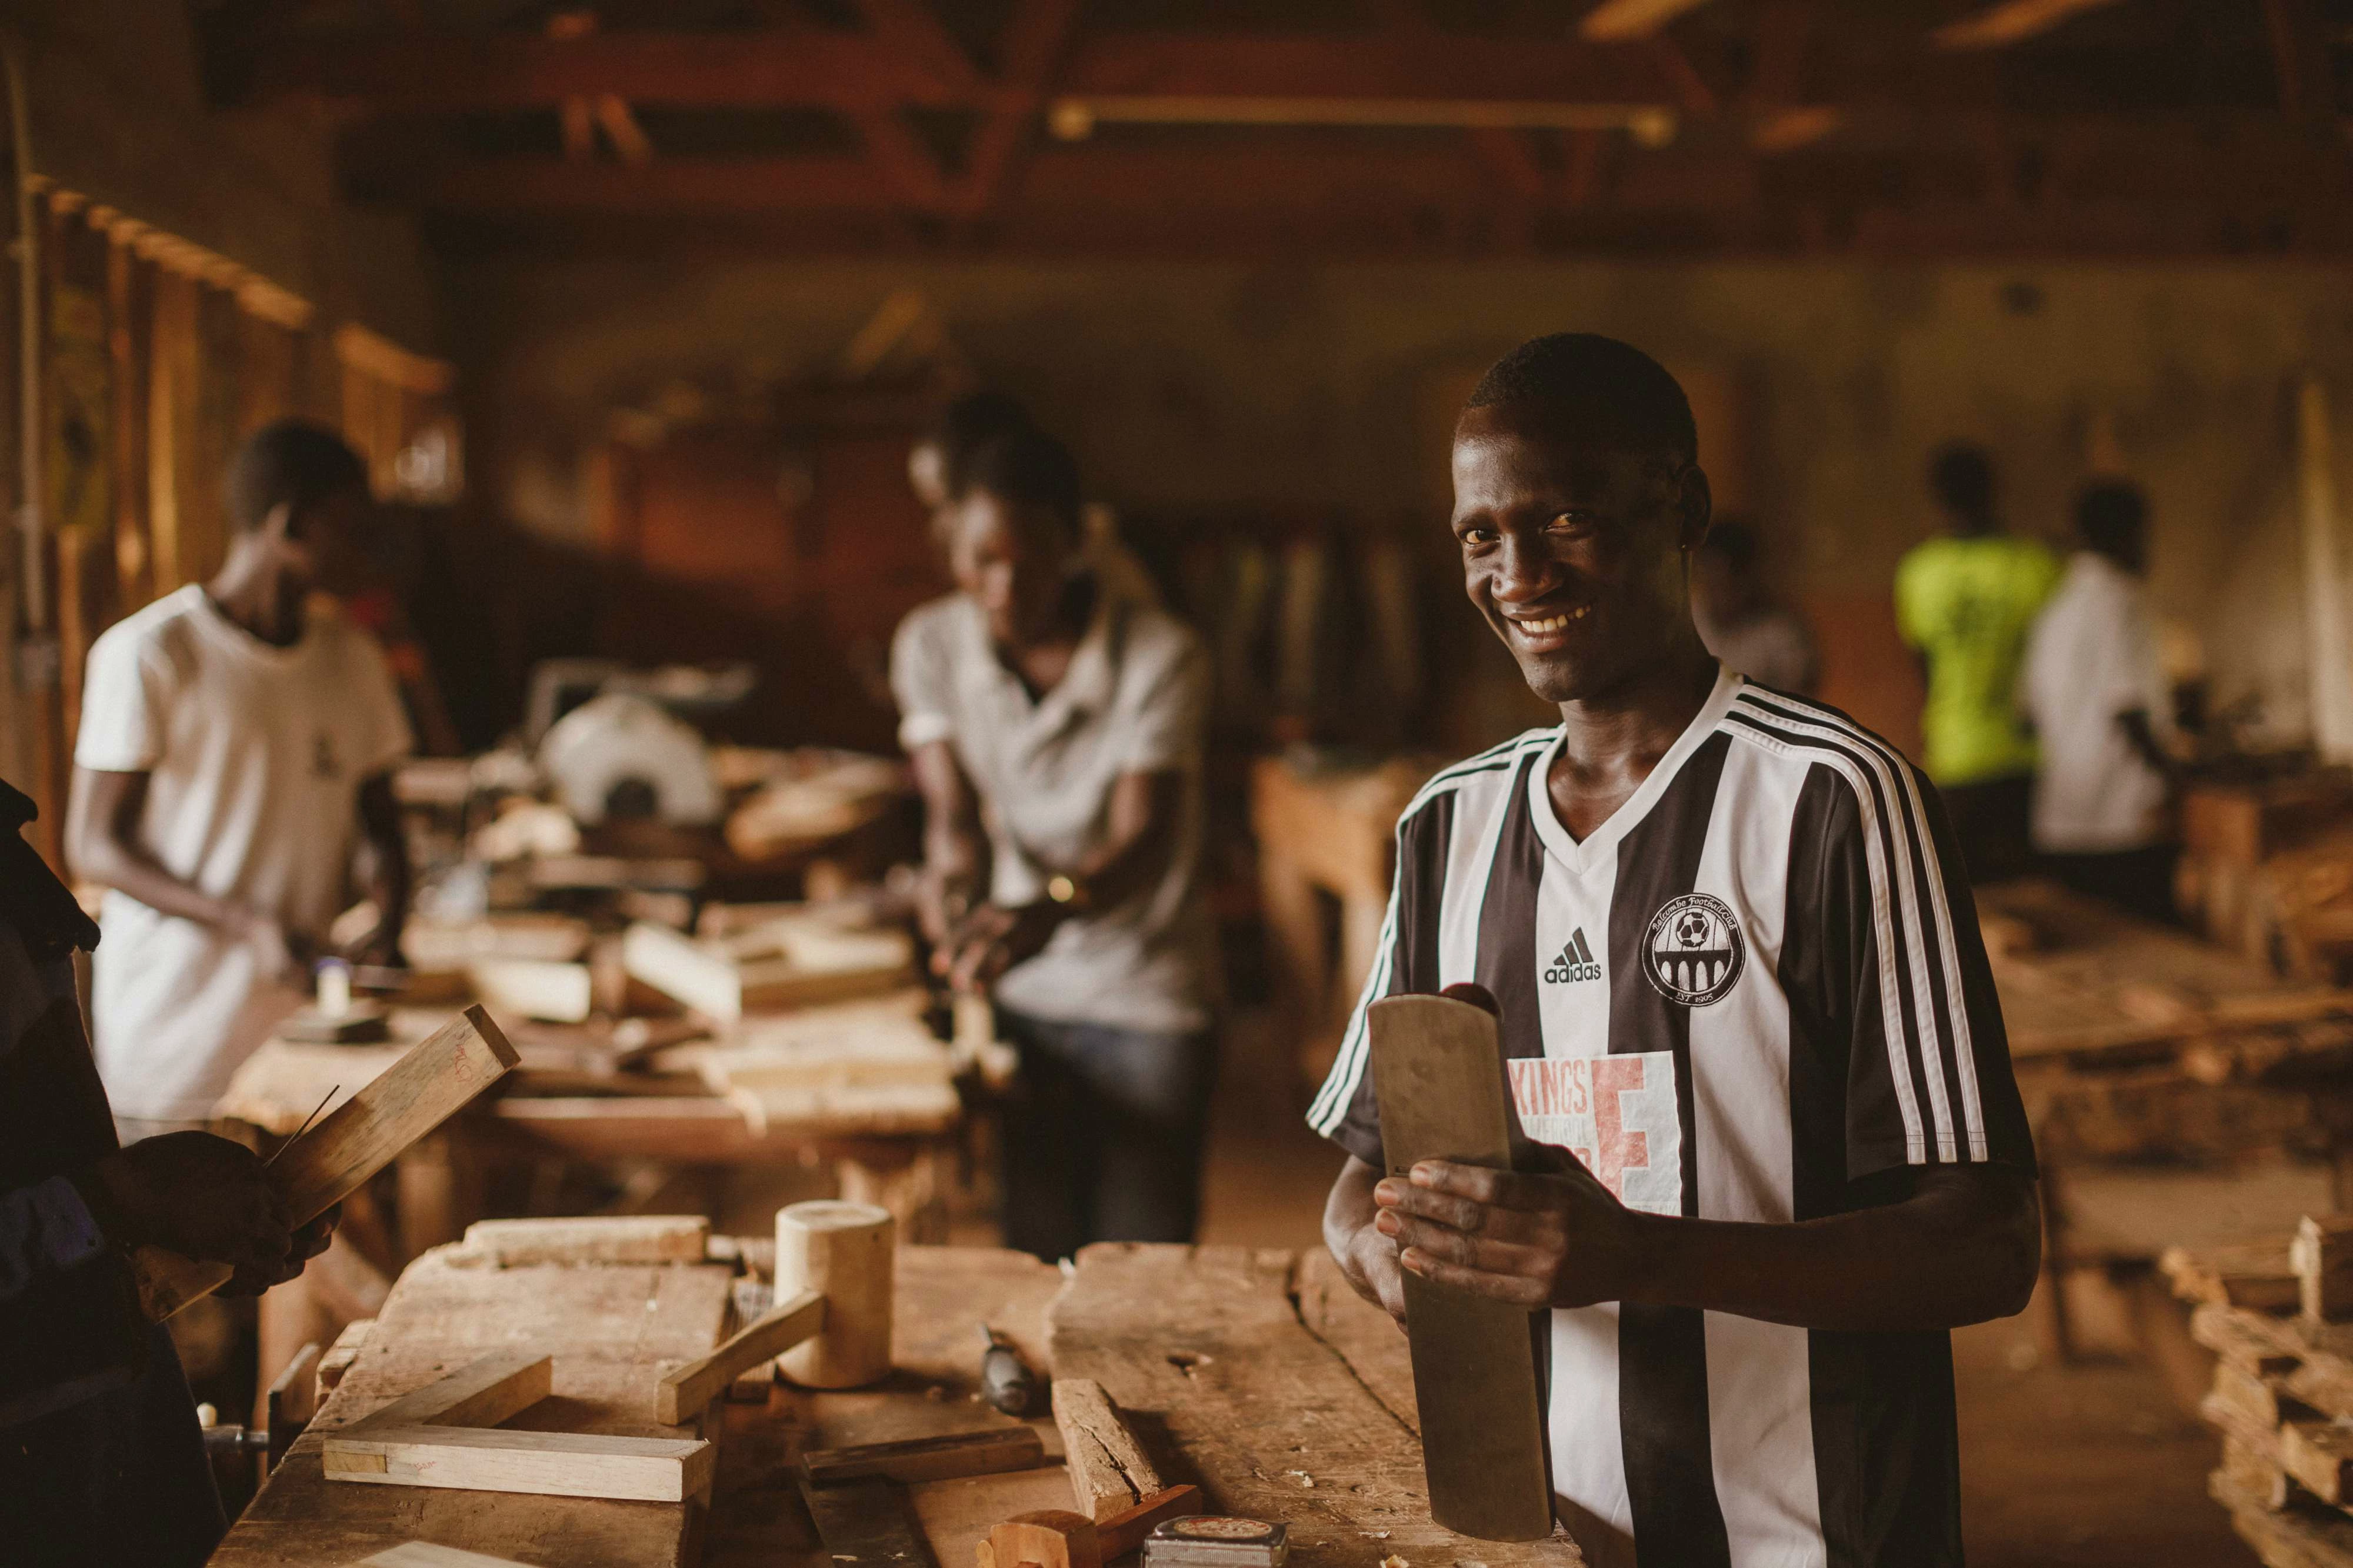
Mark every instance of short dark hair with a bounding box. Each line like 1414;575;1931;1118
1464;333;1698;465
1927;442;1995;520
925;391;1034;498
226;419;368;535
1698;518;1758;570
2076;479;2147;562
960;427;1082;538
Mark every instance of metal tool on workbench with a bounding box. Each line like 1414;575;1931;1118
800;1425;1050;1568
1139;1517;1288;1568
802;1476;939;1568
979;1323;1038;1416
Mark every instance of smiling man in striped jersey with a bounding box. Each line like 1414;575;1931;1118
1314;334;2040;1568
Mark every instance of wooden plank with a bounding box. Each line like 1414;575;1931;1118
2215;1471;2353;1568
2213;1359;2314;1431
459;1216;711;1268
2283;1419;2353;1506
466;958;593;1024
2165;1240;2306;1313
800;1426;1045;1487
655;1287;825;1424
136;1006;520;1320
1365;993;1552;1542
476;1095;958;1161
1048;1246;1584;1568
348;1353;552;1432
2297;1216;2353;1322
2193;1304;2305;1378
2223;1433;2298;1512
622;920;911;1022
324;1425;714;1502
1052;1377;1166;1522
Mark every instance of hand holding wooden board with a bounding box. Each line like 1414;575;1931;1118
1367;991;1554;1542
134;1006;521;1321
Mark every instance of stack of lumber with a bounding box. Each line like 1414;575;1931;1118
2178;773;2353;982
671;990;962;1134
2164;1216;2353;1564
1978;881;2353;1166
622;906;912;1023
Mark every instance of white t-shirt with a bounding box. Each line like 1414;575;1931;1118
889;586;1217;1033
75;586;413;1119
2019;552;2170;853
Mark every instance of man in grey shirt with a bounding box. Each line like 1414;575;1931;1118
892;426;1218;1261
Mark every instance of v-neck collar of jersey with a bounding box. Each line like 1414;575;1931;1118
1523;663;1742;874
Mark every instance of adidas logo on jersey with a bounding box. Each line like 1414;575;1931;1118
1545;928;1603;985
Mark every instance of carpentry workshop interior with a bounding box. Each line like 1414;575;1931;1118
12;1;2353;1566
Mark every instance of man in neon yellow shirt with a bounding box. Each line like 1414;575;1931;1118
1895;443;2061;881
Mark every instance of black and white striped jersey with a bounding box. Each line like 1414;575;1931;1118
1309;667;2034;1568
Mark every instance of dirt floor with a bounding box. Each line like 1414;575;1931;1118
1195;1015;2257;1567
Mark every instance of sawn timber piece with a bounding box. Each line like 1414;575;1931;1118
1048;1244;1584;1568
209;1246;734;1567
139;1005;521;1320
1365;992;1554;1541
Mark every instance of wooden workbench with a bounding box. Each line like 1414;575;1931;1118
1982;881;2353;1359
219;1006;968;1252
213;1241;1587;1567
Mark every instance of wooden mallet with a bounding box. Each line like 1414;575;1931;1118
655;1198;896;1423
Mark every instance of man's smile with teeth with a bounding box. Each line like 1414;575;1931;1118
1509;607;1591;635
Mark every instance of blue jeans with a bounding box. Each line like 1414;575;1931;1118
996;1009;1217;1263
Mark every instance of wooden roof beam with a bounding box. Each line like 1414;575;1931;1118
241;30;1679;114
235;29;967;111
1930;0;2126;51
1578;0;1719;41
1062;33;1677;104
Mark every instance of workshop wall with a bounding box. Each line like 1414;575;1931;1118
452;256;2353;762
15;0;439;348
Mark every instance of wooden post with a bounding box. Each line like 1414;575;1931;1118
775;1199;894;1389
2297;373;2353;762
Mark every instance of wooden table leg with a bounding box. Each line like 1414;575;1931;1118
837;1143;947;1243
1258;843;1334;1089
2035;1159;2078;1365
397;1130;480;1262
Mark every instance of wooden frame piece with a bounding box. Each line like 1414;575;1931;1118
135;1006;521;1320
459;1215;711;1267
654;1286;825;1423
324;1351;714;1502
1052;1378;1166;1522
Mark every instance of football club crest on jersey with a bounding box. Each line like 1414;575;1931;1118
1642;891;1745;1006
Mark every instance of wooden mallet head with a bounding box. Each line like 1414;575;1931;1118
776;1200;895;1389
979;1486;1204;1568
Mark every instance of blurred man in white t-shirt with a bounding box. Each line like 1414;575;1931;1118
66;421;414;1137
2019;480;2178;922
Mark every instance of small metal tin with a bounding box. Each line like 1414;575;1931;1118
1140;1516;1288;1568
